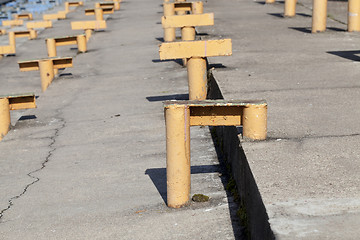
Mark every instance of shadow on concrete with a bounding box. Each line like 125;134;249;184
268;13;283;18
146;93;189;102
289;27;311;33
327;50;360;61
327;27;345;32
152;58;184;66
209;63;227;69
145;164;221;205
155;37;164;42
18;115;37;121
292;27;345;33
196;32;209;36
297;13;312;17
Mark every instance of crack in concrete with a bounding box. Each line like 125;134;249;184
0;116;66;222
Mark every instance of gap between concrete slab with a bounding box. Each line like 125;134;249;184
207;68;275;240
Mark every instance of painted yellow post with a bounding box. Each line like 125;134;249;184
95;8;104;21
46;38;57;57
348;0;360;32
39;60;55;92
95;2;100;8
176;0;187;15
85;29;92;41
29;29;37;39
187;57;207;100
77;35;87;52
0;98;10;141
163;3;176;42
284;0;297;17
181;25;196;65
8;32;16;53
159;39;232;100
65;2;70;13
114;2;120;10
312;0;327;33
192;1;203;14
242;104;268;140
165;104;191;208
181;26;196;41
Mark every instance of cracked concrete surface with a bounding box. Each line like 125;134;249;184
0;0;243;239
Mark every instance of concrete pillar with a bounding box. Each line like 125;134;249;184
187;57;207;100
348;0;360;32
165;104;191;208
0;98;10;141
39;60;55;92
312;0;327;33
242;104;267;140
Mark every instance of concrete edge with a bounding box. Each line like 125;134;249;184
207;69;275;240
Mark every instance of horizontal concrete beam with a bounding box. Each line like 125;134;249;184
0;93;37;110
159;39;232;59
71;20;107;30
26;21;53;29
18;57;73;72
162;13;214;28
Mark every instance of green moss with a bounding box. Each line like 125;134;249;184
237;203;251;240
192;194;210;202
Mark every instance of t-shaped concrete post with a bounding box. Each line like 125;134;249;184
164;100;267;208
18;57;73;91
0;94;36;141
159;39;232;100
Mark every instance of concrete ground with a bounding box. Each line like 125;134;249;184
205;0;360;239
0;0;244;239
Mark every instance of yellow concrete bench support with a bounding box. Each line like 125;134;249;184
0;29;6;35
43;11;67;20
18;57;73;91
159;39;232;100
85;7;114;21
0;32;16;57
71;20;107;41
46;35;87;57
65;1;84;13
348;0;360;31
0;93;36;141
163;2;203;42
164;100;267;208
95;2;120;11
284;0;297;17
2;19;23;27
26;21;53;29
13;30;38;40
312;0;327;33
162;13;214;42
14;13;33;20
173;2;203;14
